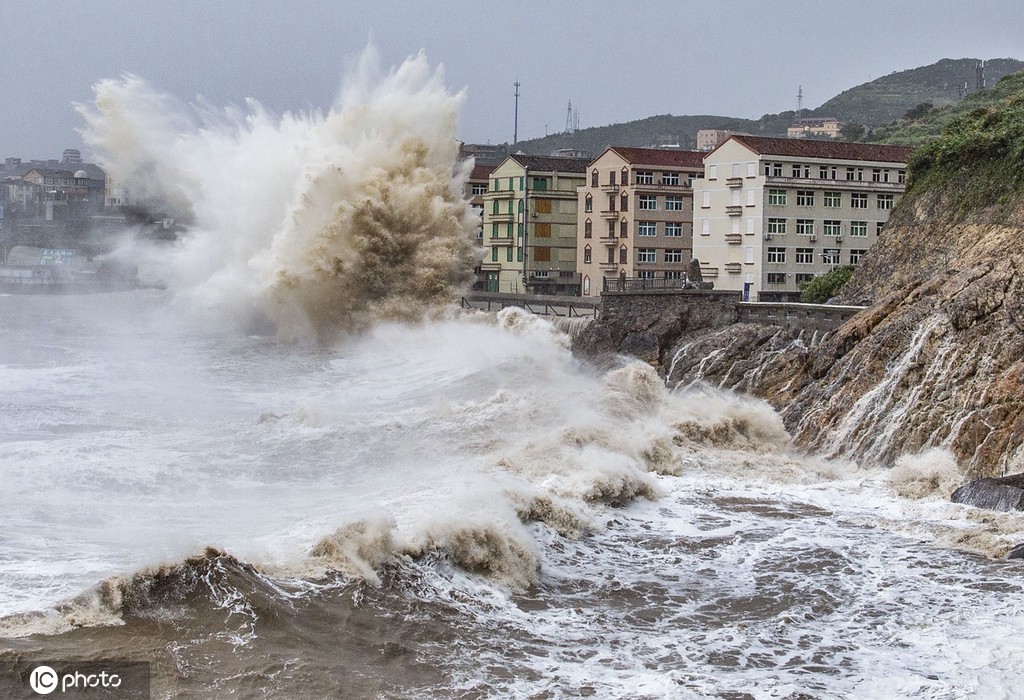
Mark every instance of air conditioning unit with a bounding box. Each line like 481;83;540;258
763;233;773;240
836;236;843;243
809;235;818;242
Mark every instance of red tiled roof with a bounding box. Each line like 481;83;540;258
469;163;497;180
727;135;912;164
606;147;706;168
508;154;591;173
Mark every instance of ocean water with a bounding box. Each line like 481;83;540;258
1;292;1023;699
2;48;1022;699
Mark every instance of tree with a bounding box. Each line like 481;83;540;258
903;102;935;120
800;265;855;303
839;122;867;141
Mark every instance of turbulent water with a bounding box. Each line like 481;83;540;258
2;293;1023;699
3;50;1024;698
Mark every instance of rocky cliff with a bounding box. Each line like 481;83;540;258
576;87;1024;477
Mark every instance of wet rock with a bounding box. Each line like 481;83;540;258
950;473;1024;511
1007;543;1024;560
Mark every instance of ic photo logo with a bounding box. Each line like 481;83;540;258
28;665;58;695
27;664;125;696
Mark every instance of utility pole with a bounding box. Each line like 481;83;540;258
513;81;520;145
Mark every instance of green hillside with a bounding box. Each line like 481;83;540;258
504;57;1022;158
812;58;1024;126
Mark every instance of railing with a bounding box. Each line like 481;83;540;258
602;276;697;293
461;293;600;318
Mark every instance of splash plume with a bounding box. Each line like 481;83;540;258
77;48;480;339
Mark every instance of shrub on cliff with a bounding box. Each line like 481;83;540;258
799;266;855;303
905;72;1024;213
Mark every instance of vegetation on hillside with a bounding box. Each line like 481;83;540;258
812;58;1023;126
899;71;1024;214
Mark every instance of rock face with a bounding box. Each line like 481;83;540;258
579;188;1024;478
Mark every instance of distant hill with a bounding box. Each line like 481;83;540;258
503;57;1022;158
811;57;1024;125
867;69;1024;147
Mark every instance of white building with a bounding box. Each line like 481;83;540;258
692;135;912;301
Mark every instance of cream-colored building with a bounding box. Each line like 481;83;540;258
576;147;705;298
480;154;588;295
692;135;912;301
787;117;844;139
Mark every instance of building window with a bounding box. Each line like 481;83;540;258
591;170;599;187
767;218;787;235
620;219;628;237
607;247;615;264
850;221;868;237
791;164;810;178
584;219;592;238
767;272;786;284
506;246;513;262
471;183;487;195
767;247;786;263
876;222;885;235
898;170;906;184
823;191;841;208
665;195;684;211
768;189;787;206
534;246;551;262
517;247;524;262
608;171;616;186
638;195;657;210
665;249;684;264
850;248;867;265
795;273;815;285
796;219;815;236
619;246;628;264
665;270;684;279
620;192;629;211
637;248;656;264
608;195;616;212
877;194;894;210
636;170;654;185
701;191;711;208
851;193;868;209
795;248;814;264
584;245;592;264
665;222;683;237
796;190;814;206
608;220;616;237
533;270;549;278
637;270;657;279
663;172;679;186
846;167;855;181
491;247;498;262
823;220;841;236
532;177;548;191
584;194;592;212
708;164;717;179
638;221;657;236
872;169;881;182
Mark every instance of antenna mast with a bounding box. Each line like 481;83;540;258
797;85;803;116
513;81;521;145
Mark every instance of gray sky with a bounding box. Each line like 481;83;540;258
2;0;1022;160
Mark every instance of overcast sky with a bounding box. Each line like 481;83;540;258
2;0;1022;160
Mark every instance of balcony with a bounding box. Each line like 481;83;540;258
489;212;515;223
726;205;743;217
600;183;620;192
726;177;744;188
763;175;905;192
599;261;620;271
600;235;619;245
725;233;743;245
699;266;719;278
488;235;515;245
632;180;686;192
599;208;619;219
724;262;743;274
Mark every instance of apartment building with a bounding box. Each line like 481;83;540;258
576;147;704;298
480;154;588;295
787;117;844;139
692;135;912;301
465;163;495;290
